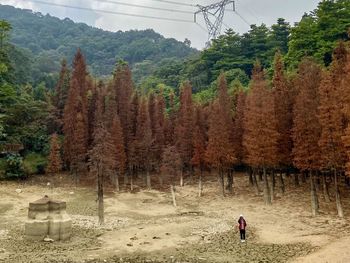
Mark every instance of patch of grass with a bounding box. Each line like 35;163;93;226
23;153;47;175
0;158;6;178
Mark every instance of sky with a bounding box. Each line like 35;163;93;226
0;0;321;49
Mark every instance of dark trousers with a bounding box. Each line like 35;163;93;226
240;229;246;240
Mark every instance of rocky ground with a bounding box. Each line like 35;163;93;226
0;172;349;263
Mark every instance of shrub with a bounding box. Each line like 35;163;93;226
4;153;25;179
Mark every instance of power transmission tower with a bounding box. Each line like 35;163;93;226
194;0;235;47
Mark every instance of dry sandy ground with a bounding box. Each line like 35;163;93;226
0;172;350;262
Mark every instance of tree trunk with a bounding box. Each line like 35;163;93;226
124;171;128;188
180;169;184;187
310;170;319;216
259;170;263;181
270;171;274;202
146;170;151;190
171;185;177;207
248;168;254;186
198;169;203;197
252;169;260;194
115;172;120;192
226;169;234;194
301;171;306;183
159;173;163;186
279;173;285;194
334;169;344;218
219;168;225;197
130;174;134;192
322;172;330;202
294;173;299;187
263;167;271;205
189;164;193;184
97;165;104;225
315;171;320;192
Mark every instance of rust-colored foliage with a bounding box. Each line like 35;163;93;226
191;105;207;170
205;100;236;169
318;70;345;170
113;62;133;146
243;62;279;168
341;42;350;177
52;59;70;133
134;98;152;170
175;82;194;168
161;146;182;184
232;90;246;165
111;116;127;176
46;133;62;174
164;91;176;146
273;51;294;168
292;58;322;171
63;49;89;171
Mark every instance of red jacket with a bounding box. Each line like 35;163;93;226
238;217;246;230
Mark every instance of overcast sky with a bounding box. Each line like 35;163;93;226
0;0;320;49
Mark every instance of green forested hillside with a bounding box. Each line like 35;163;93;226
0;4;197;84
144;0;350;102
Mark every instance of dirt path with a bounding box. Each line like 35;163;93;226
0;173;349;262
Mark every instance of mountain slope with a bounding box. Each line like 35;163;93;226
0;4;197;78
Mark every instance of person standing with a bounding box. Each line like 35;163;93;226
238;214;247;242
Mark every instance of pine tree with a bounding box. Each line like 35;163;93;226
243;62;279;205
46;133;62;175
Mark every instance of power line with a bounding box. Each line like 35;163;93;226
234;10;251;27
147;0;195;7
16;0;194;23
95;0;194;15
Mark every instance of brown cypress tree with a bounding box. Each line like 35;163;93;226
63;49;89;177
113;61;133;148
46;133;62;175
232;90;246;165
134;97;153;189
52;59;70;133
164;91;176;146
292;58;322;216
205;100;236;196
111;115;126;191
89;119;115;225
161;146;182;206
243;62;279;205
273;51;293;169
191;105;207;197
318;70;345;216
217;73;236;192
175;82;194;186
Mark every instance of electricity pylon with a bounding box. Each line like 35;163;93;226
194;0;235;47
